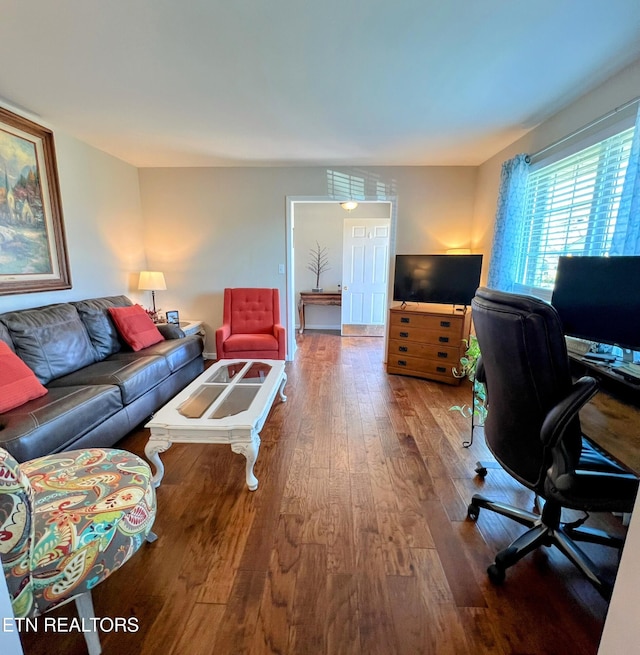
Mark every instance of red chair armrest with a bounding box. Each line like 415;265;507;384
274;324;286;359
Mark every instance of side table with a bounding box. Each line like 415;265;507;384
298;291;342;334
179;320;204;337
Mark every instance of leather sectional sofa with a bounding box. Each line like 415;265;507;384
0;295;204;461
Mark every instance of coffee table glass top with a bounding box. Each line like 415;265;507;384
178;361;273;419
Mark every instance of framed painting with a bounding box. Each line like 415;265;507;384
0;107;71;295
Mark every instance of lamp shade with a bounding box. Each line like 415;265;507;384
138;271;166;291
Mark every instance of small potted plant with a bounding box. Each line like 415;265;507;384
307;241;330;292
450;335;487;426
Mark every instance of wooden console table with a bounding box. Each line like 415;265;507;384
298;291;342;334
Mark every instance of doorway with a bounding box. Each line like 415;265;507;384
285;197;397;358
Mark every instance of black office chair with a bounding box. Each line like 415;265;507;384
468;287;639;599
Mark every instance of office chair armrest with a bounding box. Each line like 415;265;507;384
540;375;599;449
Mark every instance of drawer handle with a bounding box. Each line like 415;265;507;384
399;331;409;338
399;346;408;352
440;321;451;328
437;351;448;358
439;336;449;343
436;366;447;373
398;360;407;366
400;317;410;323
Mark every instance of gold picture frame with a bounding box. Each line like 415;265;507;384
0;106;71;295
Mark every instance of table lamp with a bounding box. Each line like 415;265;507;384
138;271;166;313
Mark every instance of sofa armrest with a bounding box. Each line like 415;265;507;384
156;324;185;340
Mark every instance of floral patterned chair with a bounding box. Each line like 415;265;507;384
0;447;157;655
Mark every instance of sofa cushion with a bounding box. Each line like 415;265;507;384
109;335;203;373
0;321;15;350
108;305;164;351
73;295;132;359
0;304;97;384
48;356;171;405
0;342;48;413
0;385;123;460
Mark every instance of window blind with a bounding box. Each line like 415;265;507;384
515;126;634;294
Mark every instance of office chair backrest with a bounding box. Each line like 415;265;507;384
471;287;583;491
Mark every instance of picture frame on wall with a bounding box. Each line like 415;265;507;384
0;106;71;295
166;310;180;325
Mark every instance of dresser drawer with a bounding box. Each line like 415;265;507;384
386;354;460;383
389;324;462;346
387;338;460;362
390;311;463;334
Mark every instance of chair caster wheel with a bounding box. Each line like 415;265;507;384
487;563;506;585
467;504;480;521
475;462;488;478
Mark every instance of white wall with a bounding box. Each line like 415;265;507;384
0;126;146;313
138;165;477;353
294;202;345;330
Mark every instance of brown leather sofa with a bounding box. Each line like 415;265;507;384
0;295;204;461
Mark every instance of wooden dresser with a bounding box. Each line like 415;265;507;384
386;304;472;385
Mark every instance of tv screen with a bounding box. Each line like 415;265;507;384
392;254;483;306
551;255;640;351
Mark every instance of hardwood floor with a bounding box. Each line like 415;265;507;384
20;332;623;655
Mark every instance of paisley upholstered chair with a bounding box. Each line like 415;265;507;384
215;288;286;360
0;447;156;655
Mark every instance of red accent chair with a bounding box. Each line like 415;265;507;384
215;288;286;360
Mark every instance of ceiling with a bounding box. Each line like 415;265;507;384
1;1;639;168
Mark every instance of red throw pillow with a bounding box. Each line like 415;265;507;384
108;305;165;351
0;341;48;413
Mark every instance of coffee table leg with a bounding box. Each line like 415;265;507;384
145;437;173;488
231;439;260;491
279;373;288;402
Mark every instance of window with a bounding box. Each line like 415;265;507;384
513;127;635;297
326;168;397;200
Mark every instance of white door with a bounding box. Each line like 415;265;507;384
341;218;390;336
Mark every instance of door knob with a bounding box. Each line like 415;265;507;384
343;285;348;290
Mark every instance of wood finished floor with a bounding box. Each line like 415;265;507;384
20;332;623;655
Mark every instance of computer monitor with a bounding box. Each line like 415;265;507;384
551;256;640;352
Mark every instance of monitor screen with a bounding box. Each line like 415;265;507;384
551;255;640;351
392;254;483;306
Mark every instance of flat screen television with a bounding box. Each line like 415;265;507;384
551;255;640;351
392;254;483;306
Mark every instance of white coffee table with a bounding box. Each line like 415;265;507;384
145;359;287;491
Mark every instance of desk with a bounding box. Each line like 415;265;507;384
580;391;640;475
569;356;640;475
298;291;342;334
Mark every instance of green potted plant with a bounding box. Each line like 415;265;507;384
450;335;487;426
